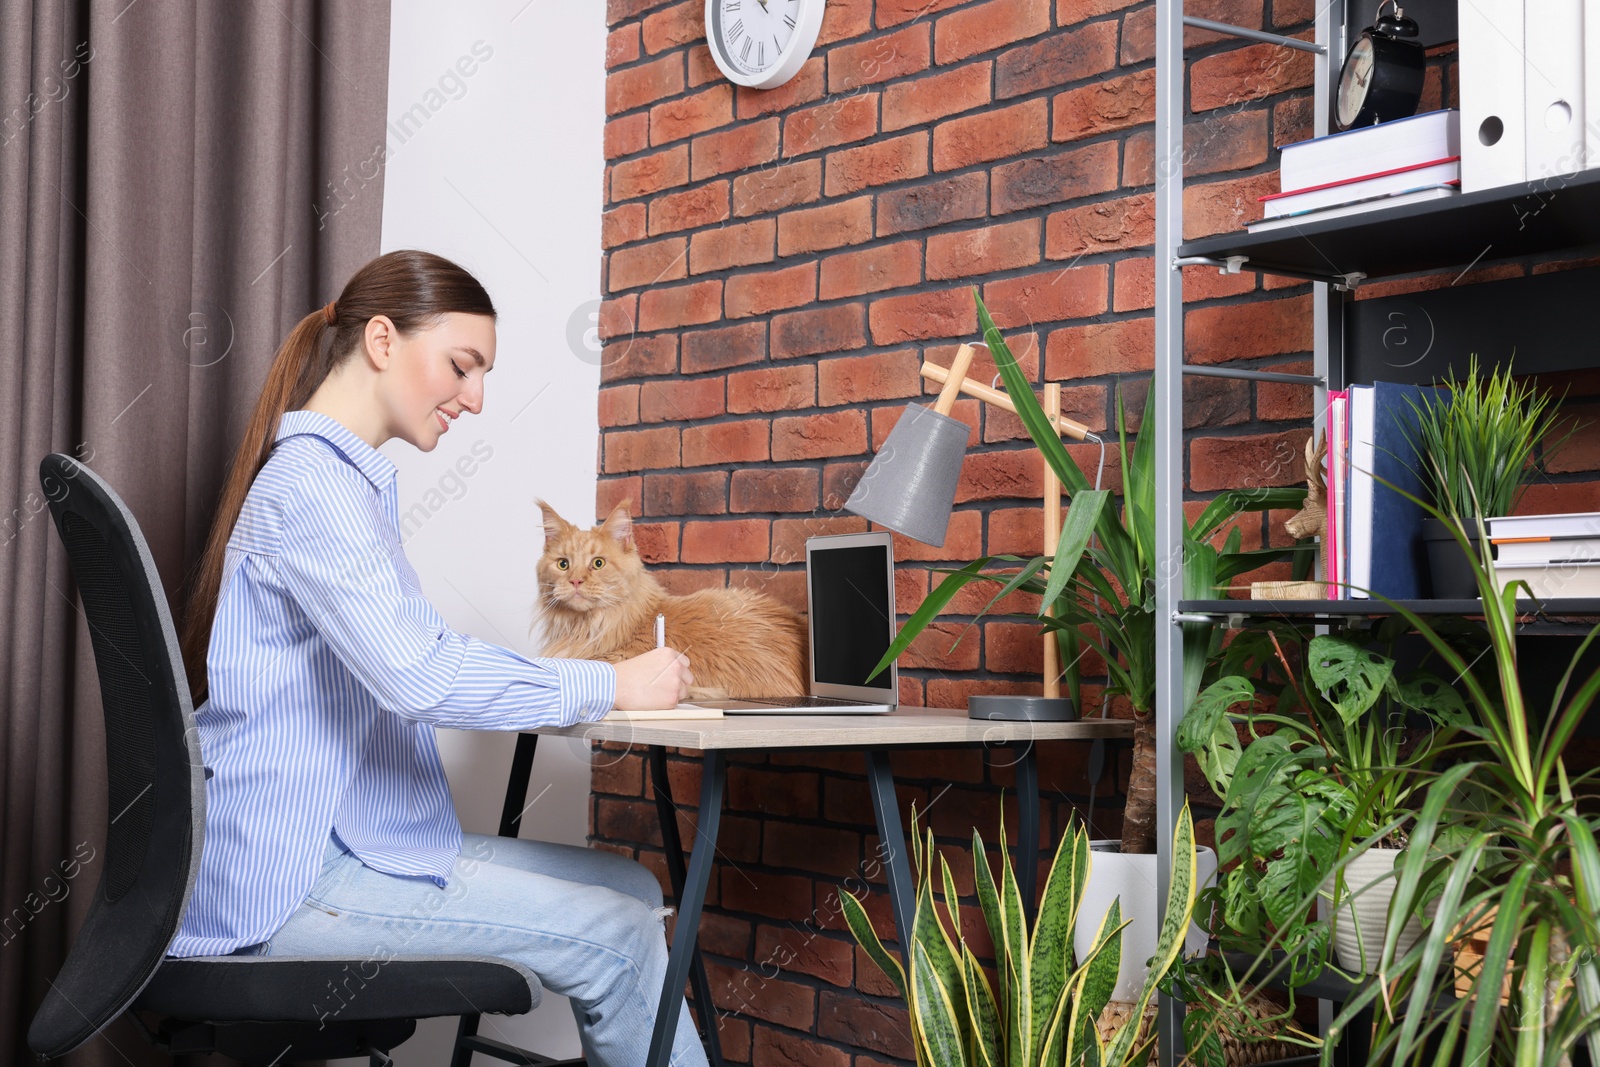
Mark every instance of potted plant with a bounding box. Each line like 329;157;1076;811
1318;510;1600;1066
1179;624;1469;979
1155;951;1311;1067
1406;356;1569;597
868;290;1309;997
841;801;1201;1067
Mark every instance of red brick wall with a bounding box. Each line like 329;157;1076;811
587;2;1588;1062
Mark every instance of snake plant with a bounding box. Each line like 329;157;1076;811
841;803;1199;1067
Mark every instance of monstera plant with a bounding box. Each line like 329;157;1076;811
841;803;1199;1067
1178;627;1468;982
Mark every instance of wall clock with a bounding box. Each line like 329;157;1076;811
704;0;824;90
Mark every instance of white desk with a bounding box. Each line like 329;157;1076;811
500;708;1132;1067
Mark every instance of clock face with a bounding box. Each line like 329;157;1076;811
1337;35;1375;129
719;0;794;76
706;0;823;89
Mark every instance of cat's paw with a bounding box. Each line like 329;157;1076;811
687;685;729;701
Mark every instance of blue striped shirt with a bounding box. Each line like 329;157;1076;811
167;410;615;958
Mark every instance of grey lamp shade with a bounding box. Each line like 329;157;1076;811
843;403;969;547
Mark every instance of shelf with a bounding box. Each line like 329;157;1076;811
1177;168;1600;283
1180;598;1600;622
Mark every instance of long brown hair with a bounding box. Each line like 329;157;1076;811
180;249;496;704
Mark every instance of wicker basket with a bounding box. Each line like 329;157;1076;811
1095;994;1292;1067
1249;580;1327;601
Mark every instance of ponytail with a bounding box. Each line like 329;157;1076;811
179;250;496;704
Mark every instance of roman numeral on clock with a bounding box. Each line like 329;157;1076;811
728;18;743;38
783;14;795;28
741;37;752;61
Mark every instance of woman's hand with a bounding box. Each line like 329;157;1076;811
613;647;694;710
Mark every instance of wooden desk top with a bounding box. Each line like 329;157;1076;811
532;705;1133;750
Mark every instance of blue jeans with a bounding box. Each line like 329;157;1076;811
254;831;709;1067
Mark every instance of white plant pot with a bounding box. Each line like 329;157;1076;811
1073;840;1219;1003
1331;845;1425;974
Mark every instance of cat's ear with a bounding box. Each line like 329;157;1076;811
601;501;637;552
536;498;572;543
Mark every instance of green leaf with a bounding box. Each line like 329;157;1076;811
842;889;907;1001
869;558;991;682
978;291;1085;497
963;943;1002;1067
973;827;1014;1049
1387;670;1471;727
1178;675;1255;798
913;938;970;1067
1072;897;1125;1059
914;829;966;997
970;556;1050;624
1460;864;1533;1067
1214;543;1316;584
1251;771;1350;932
1191;487;1307;544
1104;806;1198;1067
996;808;1032;1067
1561;814;1600;1058
1307;634;1394;726
1122;389;1155;578
1040;490;1110;609
1029;821;1087;1055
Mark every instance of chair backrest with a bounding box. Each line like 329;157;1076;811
27;455;207;1060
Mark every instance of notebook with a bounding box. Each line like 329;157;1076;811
693;531;899;715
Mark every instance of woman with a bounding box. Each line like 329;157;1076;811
171;250;707;1067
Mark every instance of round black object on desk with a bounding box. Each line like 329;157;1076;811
967;695;1076;722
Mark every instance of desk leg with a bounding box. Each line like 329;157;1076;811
865;749;916;963
648;749;725;1067
1016;744;1040;929
648;746;724;1067
498;733;540;839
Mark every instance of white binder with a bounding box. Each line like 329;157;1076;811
1459;0;1527;192
1524;0;1587;181
1588;0;1600;167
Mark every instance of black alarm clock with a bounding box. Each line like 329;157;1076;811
1336;1;1426;130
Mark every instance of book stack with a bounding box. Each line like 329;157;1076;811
1324;382;1432;600
1249;110;1461;233
1488;513;1600;599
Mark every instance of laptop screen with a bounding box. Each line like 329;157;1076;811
808;541;894;689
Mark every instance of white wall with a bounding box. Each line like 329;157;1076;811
363;2;607;1062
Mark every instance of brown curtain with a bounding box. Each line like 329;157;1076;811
0;1;390;1063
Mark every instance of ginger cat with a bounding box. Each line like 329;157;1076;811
535;501;809;699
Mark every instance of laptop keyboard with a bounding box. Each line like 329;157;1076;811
738;695;881;708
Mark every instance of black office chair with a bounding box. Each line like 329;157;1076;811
25;453;582;1066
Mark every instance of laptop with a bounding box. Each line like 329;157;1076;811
693;531;898;714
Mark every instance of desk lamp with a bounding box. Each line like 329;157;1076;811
844;342;1103;722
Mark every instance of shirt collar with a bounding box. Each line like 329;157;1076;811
274;410;397;491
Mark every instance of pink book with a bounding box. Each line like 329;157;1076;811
1327;391;1349;598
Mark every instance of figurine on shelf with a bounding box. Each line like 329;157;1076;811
1284;431;1326;540
1253;432;1328;601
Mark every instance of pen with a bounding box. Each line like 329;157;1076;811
655;613;665;649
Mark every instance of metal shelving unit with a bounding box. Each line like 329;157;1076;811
1152;3;1346;1061
1154;4;1600;1065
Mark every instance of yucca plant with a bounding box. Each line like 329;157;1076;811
841;803;1199;1067
868;289;1310;854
